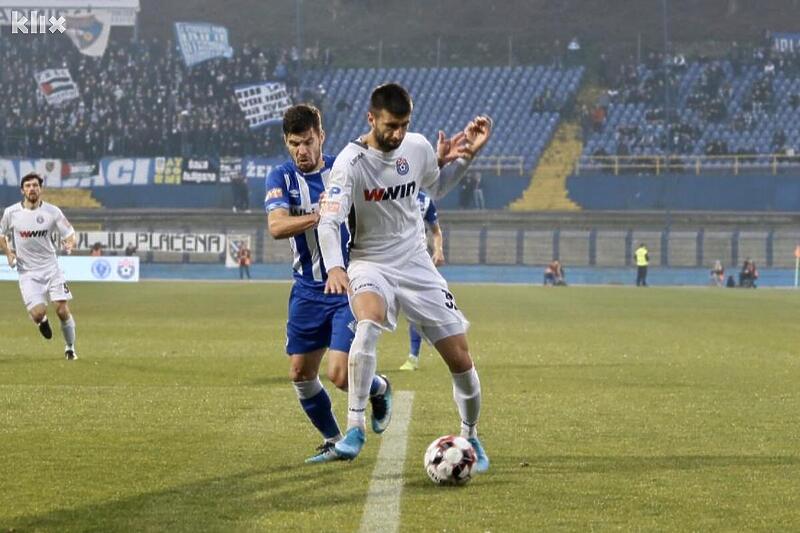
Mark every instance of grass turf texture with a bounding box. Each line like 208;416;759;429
1;281;799;532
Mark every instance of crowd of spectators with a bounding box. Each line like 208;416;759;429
584;38;800;163
0;34;330;159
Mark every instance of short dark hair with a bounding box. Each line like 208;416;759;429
20;173;43;188
282;104;322;136
370;83;413;117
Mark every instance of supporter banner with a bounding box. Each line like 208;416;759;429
0;256;139;282
225;234;252;268
0;157;280;187
153;157;182;185
174;22;233;67
35;68;79;105
181;158;219;184
75;231;225;254
65;10;112;57
772;32;800;53
242;157;275;180
219;157;242;184
234;82;291;129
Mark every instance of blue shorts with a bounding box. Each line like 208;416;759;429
285;283;355;355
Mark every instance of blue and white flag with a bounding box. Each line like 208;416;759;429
234;82;292;129
174;22;234;67
35;69;79;106
65;11;112;58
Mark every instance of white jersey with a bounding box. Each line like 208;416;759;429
319;132;441;267
0;201;74;274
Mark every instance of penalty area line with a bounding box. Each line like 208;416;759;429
359;390;414;533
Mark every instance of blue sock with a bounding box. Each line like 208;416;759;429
294;379;341;440
409;324;422;357
369;375;387;396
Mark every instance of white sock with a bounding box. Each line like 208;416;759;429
452;366;481;438
348;320;382;430
60;315;76;346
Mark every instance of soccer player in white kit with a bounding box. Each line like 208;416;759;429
318;83;492;470
0;173;79;360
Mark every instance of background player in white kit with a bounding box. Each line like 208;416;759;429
318;83;492;469
0;173;78;360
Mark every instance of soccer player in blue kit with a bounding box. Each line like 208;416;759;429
399;190;444;371
265;104;392;464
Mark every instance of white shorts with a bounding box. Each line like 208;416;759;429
18;269;73;311
348;251;468;343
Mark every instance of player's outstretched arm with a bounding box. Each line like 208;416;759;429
0;235;16;268
267;208;321;239
318;162;354;289
430;222;445;266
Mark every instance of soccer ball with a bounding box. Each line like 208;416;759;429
424;435;477;486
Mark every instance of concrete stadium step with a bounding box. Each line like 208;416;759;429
511;122;582;212
44;189;102;208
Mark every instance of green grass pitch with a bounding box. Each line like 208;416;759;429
1;281;799;531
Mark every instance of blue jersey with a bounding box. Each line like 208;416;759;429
265;155;350;291
416;191;438;227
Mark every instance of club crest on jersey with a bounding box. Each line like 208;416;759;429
363;180;416;202
396;157;410;175
36;215;45;224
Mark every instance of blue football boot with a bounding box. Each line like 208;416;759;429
305;441;340;464
468;436;490;473
334;427;366;460
370;375;393;434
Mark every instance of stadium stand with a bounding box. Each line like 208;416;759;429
579;53;800;173
304;65;584;173
1;34;583;179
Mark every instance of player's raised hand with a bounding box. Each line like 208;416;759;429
324;266;351;295
463;115;493;157
436;130;470;167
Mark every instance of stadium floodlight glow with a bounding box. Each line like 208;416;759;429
10;10;66;34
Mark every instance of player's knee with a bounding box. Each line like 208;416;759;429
29;308;46;323
55;305;70;321
327;366;348;390
435;335;473;373
288;362;317;383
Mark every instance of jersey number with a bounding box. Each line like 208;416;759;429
63;283;70;294
441;290;458;310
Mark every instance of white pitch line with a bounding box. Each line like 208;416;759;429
359;391;414;533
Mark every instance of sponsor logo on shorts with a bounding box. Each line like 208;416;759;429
117;259;136;280
18;229;48;238
91;258;111;279
352;281;379;292
363;180;416;202
396;157;410;175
